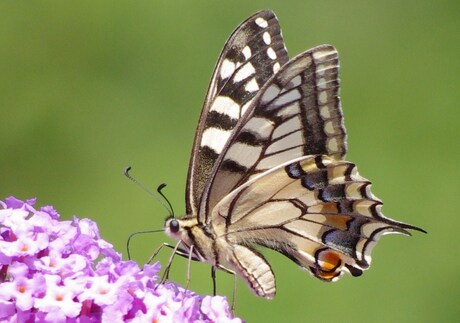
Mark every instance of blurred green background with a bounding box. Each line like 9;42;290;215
1;0;458;322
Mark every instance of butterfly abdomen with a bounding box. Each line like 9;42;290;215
216;240;276;299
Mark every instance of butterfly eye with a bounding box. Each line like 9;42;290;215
169;219;180;233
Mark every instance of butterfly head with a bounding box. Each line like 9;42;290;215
164;216;180;237
164;216;200;241
164;216;180;235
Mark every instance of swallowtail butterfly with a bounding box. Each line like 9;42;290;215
163;10;424;299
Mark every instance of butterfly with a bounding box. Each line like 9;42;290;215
163;10;424;299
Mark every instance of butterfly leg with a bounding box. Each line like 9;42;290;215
148;242;200;285
212;265;237;311
159;240;183;283
231;271;237;314
161;241;198;283
147;242;181;264
211;266;217;296
148;242;201;263
185;244;194;291
210;265;235;295
149;242;238;301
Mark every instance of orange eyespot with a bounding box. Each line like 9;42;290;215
317;249;341;272
310;249;344;281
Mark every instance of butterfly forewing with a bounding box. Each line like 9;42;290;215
201;45;347;219
186;10;289;216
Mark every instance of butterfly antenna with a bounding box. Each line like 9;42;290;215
124;166;174;217
157;183;175;217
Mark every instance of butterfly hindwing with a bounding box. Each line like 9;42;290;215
213;155;418;287
201;45;347;220
186;10;289;216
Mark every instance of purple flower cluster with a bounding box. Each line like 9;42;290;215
0;197;242;322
